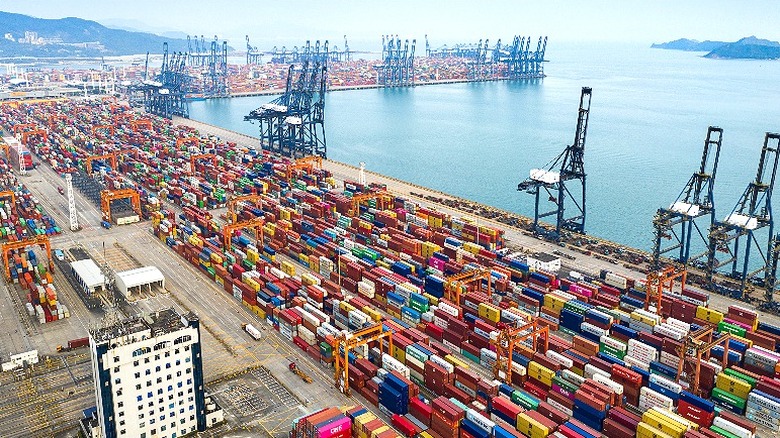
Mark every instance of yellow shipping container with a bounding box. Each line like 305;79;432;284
630;311;658;327
244;278;261;292
478;302;501;323
301;273;318;286
695;306;723;324
374;295;387;305
210;252;223;265
340;302;356;313
463;242;482;255
544;294;567;311
421;241;442;258
246;249;259;263
391;345;406;363
363;307;382;322
376;259;391;269
188;235;203;247
444;354;469;369
263;224;275;237
642;411;686;438
423;293;439;306
370;426;390;438
298;253;309;265
528;361;555;387
215;276;224;286
716;373;752;399
637;422;675;438
428;216;443;228
254;306;266;319
279;209;291;221
516;412;550;438
387;308;401;318
281;260;296;276
647;408;698;431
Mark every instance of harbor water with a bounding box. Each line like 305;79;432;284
189;41;780;253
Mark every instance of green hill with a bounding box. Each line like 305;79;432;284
651;38;726;52
0;11;189;57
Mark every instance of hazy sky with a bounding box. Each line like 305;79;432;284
3;1;779;50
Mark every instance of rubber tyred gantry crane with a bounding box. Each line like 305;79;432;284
334;324;393;396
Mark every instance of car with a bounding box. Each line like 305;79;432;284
57;187;65;195
53;249;65;261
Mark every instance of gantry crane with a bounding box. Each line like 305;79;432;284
48;114;67;130
222;217;264;249
100;189;141;223
2;235;53;281
176;137;199;153
285;155;323;180
91;125;115;137
85;153;117;174
445;269;492;304
653;127;723;268
189;153;217;173
518;87;592;240
20;129;47;146
349;191;394;217
130;118;152;132
645;266;687;312
12;123;36;135
334;323;393;395
0;191;16;205
227;194;264;223
492;319;549;384
0;139;8;160
707;133;780;302
675;326;731;398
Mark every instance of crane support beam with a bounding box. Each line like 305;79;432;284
334;324;393;396
492;319;549;384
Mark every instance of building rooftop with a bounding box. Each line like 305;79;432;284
532;252;560;263
70;259;106;288
90;308;197;344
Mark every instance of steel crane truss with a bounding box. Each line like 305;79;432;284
227;195;265;223
518;87;592;240
100;189;142;223
444;269;493;304
223;217;264;250
653;127;723;268
675;326;730;397
645;266;687;312
491;319;549;384
707;133;780;302
334;324;393;395
1;235;53;280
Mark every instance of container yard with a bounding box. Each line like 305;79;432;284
0;96;775;438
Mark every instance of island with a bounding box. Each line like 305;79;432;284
652;36;780;60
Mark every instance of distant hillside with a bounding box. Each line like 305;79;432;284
0;11;189;57
651;38;726;52
704;36;780;60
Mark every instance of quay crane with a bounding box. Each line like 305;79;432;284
492;319;549;384
707;132;780;302
518;87;592;240
653;127;723;268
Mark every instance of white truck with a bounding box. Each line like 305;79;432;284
242;323;262;340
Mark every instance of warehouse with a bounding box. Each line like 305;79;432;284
526;252;561;272
115;266;165;299
70;259;106;296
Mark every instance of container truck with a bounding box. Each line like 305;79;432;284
56;337;89;352
242;323;262;340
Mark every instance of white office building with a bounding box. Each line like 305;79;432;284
89;308;221;438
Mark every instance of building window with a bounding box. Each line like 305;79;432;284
119;411;125;417
184;345;190;351
118;401;124;408
139;413;144;419
136;384;141;390
119;429;125;435
177;382;183;388
134;360;139;367
189;415;195;421
168;385;173;392
150;418;155;425
114;356;119;363
161;425;166;432
157;377;162;384
155;366;161;372
177;390;183;396
167;375;173;381
150;429;155;436
179;408;184;414
116;390;123;397
176;371;182;377
169;403;175;409
186;379;192;385
185;357;191;363
168;395;173;401
135;372;140;378
146;369;151;375
155;354;160;361
186;368;191;374
157;389;163;395
145;357;150;364
139;422;145;428
180;418;186;424
119;420;125;426
141;433;146;438
146;381;152;387
189;405;194;411
175;349;180;354
175;359;181;366
166;363;171;369
165;351;171;357
148;392;153;398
